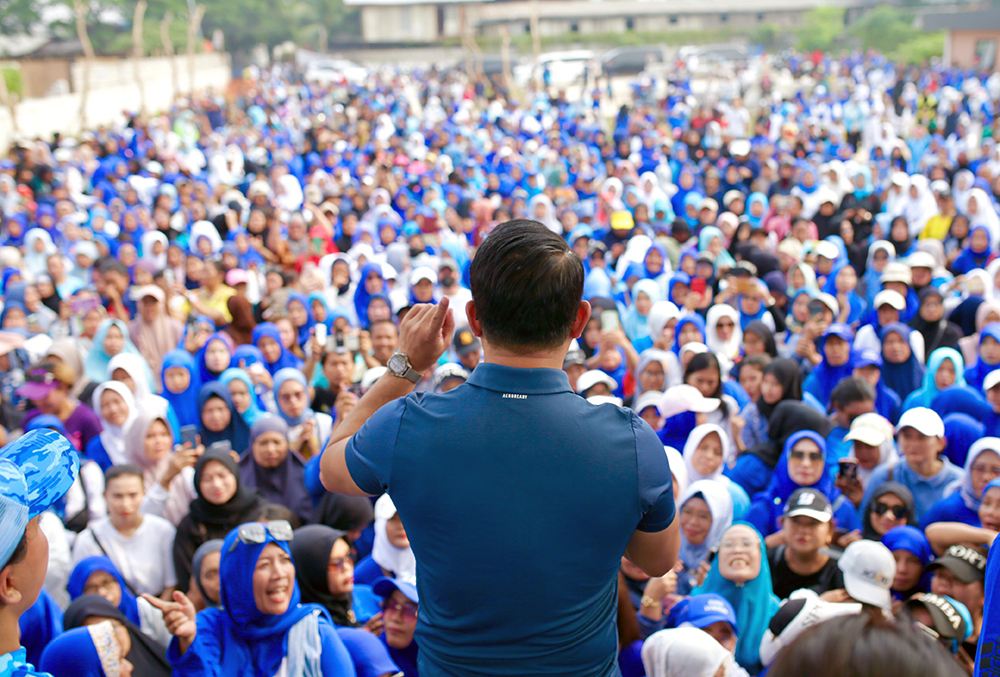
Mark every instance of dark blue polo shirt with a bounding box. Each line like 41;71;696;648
345;363;675;677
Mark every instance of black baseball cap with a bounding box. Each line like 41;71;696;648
927;545;987;583
905;593;967;641
784;488;833;522
452;327;482;357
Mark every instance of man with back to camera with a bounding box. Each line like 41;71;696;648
321;219;680;677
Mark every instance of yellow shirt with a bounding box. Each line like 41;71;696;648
920;214;953;241
200;285;236;323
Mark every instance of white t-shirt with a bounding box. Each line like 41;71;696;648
71;515;177;595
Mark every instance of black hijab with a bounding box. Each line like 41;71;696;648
755;358;802;420
189;447;264;527
63;595;171;677
862;482;916;540
909;286;963;361
313;492;375;533
745;321;778;358
238;414;313;524
289;525;355;627
746;400;833;467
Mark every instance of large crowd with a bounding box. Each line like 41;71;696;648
0;50;999;677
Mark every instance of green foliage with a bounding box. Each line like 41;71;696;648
796;7;845;52
888;30;944;65
850;5;915;53
2;67;23;98
0;0;43;35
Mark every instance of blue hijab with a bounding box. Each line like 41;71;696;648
195;332;235;384
232;344;267;371
160;349;201;428
745;192;768;228
353;263;385;328
692;522;780;673
272;368;313;427
219;368;265;426
39;625;118;677
822;264;866;325
880;323;926;400
666;272;690;306
881;525;933;598
903;347;965;410
802;328;855;408
252;323;304;375
965;322;1000;391
673;314;706;354
643;243;669;279
197;381;251;453
84;319;149;385
192;524;334;677
67;556;140;625
287;293;316;348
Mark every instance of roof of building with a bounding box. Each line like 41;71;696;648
344;0;490;5
923;9;1000;31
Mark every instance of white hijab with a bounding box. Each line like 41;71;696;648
683;424;732;483
904;175;939;238
677;480;734;569
705;305;743;362
642;627;734;677
373;494;417;585
91;381;138;466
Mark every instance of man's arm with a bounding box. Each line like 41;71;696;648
320;298;456;496
625;516;680;578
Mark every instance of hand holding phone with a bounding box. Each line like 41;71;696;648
601;310;621;334
180;425;198;449
838;459;858;482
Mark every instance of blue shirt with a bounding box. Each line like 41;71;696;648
862;458;965;524
345;363;675;677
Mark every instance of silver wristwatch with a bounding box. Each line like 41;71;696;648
387;351;422;383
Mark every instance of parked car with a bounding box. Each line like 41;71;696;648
513;49;595;87
600;46;664;76
304;59;368;86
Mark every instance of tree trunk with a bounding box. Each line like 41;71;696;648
132;0;147;116
186;4;205;95
161;12;178;102
73;0;96;130
0;68;17;133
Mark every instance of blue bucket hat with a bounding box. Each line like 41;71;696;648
0;429;78;565
373;576;419;604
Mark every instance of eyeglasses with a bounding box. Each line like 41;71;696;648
872;502;908;519
971;463;1000;476
789;450;824;463
328;557;353;571
229;520;294;552
381;599;419;620
719;537;759;551
83;576;119;597
716;321;735;329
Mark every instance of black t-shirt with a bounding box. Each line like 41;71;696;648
768;546;844;600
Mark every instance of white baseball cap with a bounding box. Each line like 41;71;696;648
844;413;894;447
894;407;945;438
985;369;1000;392
907;251;936;270
634;391;664;416
576;370;618;395
814;240;840;260
658;384;720;419
880;263;913;285
409;266;437;286
587;395;624;407
759;590;862;666
838;540;896;610
814;292;840;318
873;289;906;311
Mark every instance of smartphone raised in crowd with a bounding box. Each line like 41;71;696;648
601;310;621;333
315;323;327;346
838;459;859;481
690;277;707;295
180;425;198;448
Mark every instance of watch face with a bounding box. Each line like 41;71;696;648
388;354;406;374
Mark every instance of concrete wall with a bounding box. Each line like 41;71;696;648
0;52;230;150
948;29;1000;71
360;5;443;42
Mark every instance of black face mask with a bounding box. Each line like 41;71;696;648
409;247;424;258
441;275;456;288
338;282;351;295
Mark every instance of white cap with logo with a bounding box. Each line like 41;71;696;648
838;540;896;611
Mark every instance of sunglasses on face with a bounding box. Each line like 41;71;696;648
789;450;824;463
230;520;294;552
872;502;908;519
328;557;353;571
381;599;419;620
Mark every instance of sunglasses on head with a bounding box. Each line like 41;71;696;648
229;520;294;552
872;502;908;519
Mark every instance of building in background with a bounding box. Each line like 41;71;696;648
924;9;1000;72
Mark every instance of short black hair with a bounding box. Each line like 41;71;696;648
741;354;772;373
469;219;584;353
98;258;128;277
830;377;875;409
105;464;144;486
